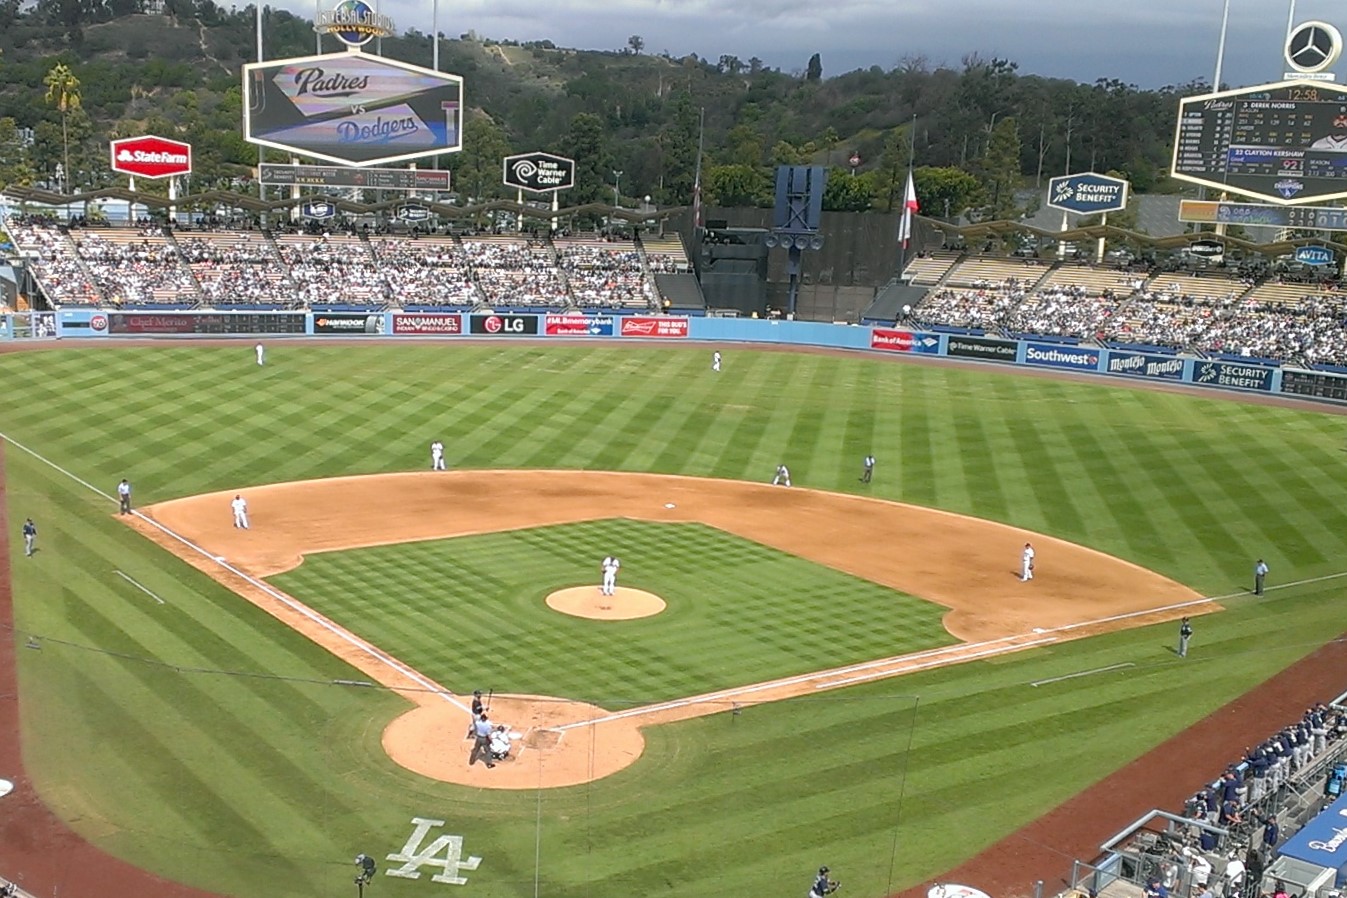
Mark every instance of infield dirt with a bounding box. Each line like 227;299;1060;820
125;470;1204;790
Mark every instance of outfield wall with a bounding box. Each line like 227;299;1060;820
5;309;1347;404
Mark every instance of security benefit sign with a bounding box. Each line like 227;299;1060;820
1046;172;1130;215
244;52;463;166
1023;342;1101;371
1192;360;1275;392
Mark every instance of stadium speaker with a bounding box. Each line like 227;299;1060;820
810;235;825;250
764;234;779;248
793;235;809;250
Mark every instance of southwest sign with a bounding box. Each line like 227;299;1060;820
503;152;576;193
1046;172;1129;215
110;135;192;179
243;52;463;167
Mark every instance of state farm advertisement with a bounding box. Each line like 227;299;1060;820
871;328;917;352
619;316;689;338
392;313;462;335
110;135;192;179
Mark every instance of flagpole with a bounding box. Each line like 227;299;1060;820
692;106;705;234
899;114;917;283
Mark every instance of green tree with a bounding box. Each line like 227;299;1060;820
704;163;769;207
912;166;981;222
43;61;81;193
453;115;513;208
627;34;644;54
0;117;36;189
977;116;1022;221
805;53;822;82
562;112;609;206
722;124;764;167
822;167;872;212
874;125;914;212
655;92;698;205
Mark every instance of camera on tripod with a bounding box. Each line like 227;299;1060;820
354;854;377;885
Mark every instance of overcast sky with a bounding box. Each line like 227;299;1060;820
272;0;1347;90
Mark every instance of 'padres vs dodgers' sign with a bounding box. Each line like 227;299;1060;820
1046;172;1130;215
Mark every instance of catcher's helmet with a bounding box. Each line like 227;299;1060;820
820;867;829;875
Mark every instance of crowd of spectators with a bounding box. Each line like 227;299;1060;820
1004;284;1124;339
4;217;103;305
464;239;568;307
555;241;653;309
371;237;477;307
277;235;386;306
910;279;1029;331
179;234;295;306
72;228;198;307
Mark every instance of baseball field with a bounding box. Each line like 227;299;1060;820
2;341;1346;898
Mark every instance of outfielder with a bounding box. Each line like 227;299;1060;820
712;350;722;372
601;555;621;596
810;866;840;898
772;464;792;487
1021;542;1035;581
255;342;265;366
22;518;36;557
431;439;446;471
231;494;250;529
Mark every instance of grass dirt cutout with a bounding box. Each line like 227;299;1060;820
128;471;1203;791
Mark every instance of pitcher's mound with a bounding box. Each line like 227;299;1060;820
546;586;666;620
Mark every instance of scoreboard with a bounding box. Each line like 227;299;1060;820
1281;369;1347;402
1179;199;1347;229
1173;80;1347;205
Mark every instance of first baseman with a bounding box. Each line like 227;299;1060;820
601;555;621;596
1021;542;1035;581
231;494;250;529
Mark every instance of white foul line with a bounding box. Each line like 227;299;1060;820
0;432;470;717
8;428;1347;732
1030;662;1135;688
114;570;165;605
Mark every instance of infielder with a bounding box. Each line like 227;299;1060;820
117;478;132;515
712;350;722;372
431;439;446;471
772;464;791;487
860;454;875;483
255;342;265;366
22;518;36;557
231;494;250;529
601;555;621;596
1021;542;1035;581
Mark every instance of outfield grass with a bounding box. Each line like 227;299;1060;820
3;343;1346;898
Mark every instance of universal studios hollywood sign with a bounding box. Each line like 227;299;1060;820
313;0;395;48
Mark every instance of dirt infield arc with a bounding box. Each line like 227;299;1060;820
130;470;1203;790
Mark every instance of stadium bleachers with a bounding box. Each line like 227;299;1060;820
72;227;200;307
554;237;654;309
370;235;478;308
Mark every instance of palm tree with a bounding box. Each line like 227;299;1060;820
43;63;81;193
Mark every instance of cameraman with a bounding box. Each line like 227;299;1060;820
810;866;840;898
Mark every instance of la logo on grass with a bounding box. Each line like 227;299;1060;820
386;818;482;885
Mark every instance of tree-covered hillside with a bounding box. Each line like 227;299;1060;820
0;0;1201;221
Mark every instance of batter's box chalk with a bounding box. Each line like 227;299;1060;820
524;729;563;750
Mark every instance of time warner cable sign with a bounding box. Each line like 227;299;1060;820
1046;172;1130;215
243;52;463;166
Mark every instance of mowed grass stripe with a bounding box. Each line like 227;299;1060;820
272;520;952;704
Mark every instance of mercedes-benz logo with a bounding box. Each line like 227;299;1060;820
1286;21;1343;73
